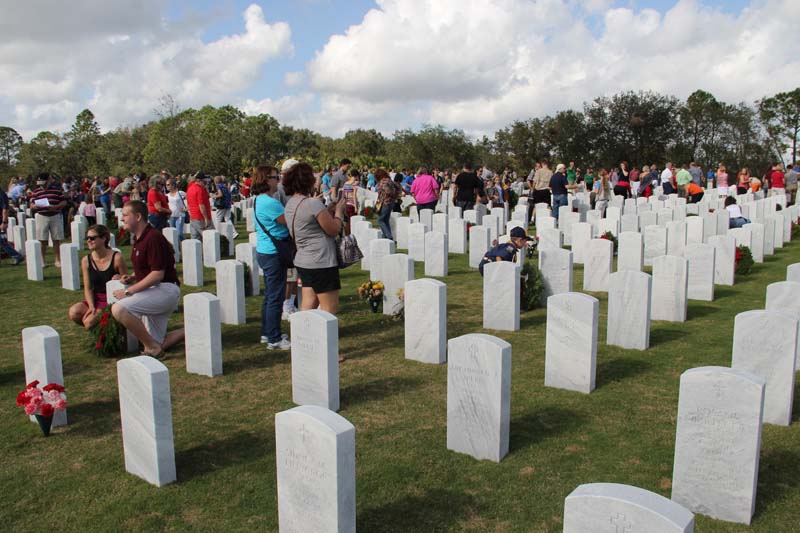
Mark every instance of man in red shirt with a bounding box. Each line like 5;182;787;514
146;175;171;230
111;200;183;358
768;164;785;192
186;171;212;240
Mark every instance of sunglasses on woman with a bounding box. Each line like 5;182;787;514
86;235;99;241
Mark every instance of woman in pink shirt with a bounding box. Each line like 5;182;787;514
715;163;729;195
410;167;440;211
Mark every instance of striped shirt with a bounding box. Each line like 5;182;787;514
30;186;65;216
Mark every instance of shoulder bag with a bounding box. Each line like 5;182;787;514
255;195;296;267
336;218;363;268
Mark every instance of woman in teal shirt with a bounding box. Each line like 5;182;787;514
253;165;291;350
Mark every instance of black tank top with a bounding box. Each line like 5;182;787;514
88;251;119;294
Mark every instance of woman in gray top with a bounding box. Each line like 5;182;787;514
284;162;347;316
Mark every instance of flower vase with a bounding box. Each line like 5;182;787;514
370;299;380;313
34;414;53;437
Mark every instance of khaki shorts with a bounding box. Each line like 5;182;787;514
286;267;298;282
34;213;64;241
114;282;180;344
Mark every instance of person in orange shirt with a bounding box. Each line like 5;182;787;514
686;182;705;203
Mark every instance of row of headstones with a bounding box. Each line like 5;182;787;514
19;252;800;530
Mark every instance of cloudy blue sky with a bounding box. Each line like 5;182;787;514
1;0;797;140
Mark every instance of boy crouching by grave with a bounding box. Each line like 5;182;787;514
111;200;184;359
478;226;535;276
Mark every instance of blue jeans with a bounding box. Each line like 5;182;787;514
730;216;750;229
552;194;568;221
0;233;22;260
148;213;167;230
168;216;184;245
378;203;394;240
257;252;287;343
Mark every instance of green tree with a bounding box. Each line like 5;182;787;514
585;91;680;167
63;109;102;175
758;88;800;165
0;126;23;167
16;131;65;176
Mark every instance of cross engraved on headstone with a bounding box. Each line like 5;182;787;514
299;424;309;442
610;512;632;533
712;380;725;400
468;343;479;359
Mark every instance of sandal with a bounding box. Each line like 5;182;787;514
141;347;167;360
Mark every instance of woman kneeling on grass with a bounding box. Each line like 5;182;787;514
68;224;128;328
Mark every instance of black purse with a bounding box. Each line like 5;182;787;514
255;196;296;267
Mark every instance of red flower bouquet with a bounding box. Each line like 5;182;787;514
16;380;67;436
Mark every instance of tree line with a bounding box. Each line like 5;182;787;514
1;88;798;186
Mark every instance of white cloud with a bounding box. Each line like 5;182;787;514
284;71;305;87
0;3;292;139
302;0;800;137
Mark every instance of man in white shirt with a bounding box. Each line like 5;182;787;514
661;162;673;187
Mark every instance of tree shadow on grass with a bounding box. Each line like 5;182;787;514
224;350;290;375
176;431;269;482
357;488;475;532
341;376;423;409
754;448;800;518
0;367;26;388
520;311;547;330
648;325;686;348
687;304;717;319
509;406;587;453
596;357;652;388
714;286;736;300
67;398;120;437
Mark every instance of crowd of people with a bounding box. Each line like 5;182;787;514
1;155;796;360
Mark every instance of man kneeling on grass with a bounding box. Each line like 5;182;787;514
479;226;536;276
111;200;184;359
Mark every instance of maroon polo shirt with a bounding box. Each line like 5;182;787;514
131;224;179;285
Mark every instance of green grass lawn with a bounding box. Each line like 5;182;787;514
1;223;799;532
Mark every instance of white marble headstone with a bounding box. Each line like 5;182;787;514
275;405;355;533
181;239;203;287
607;271;651;350
583;238;613;292
539;247;573;304
448;218;467;254
290;310;340;411
565;483;694;533
235;243;260;297
651;255;688;322
404;279;446;364
469;225;491;268
381;253;413;316
408;223;427;262
368;238;395;282
183;292;222;377
215;260;246;325
60;243;80;290
446;334;511;462
617;231;643;272
545;293;598;394
643;225;667;267
202;229;221;268
483;261;520;331
708;235;734;286
424;231;448;277
117;356;176;487
671;366;764;525
731;310;797;426
684;244;715;301
22;326;67;427
765;281;800;366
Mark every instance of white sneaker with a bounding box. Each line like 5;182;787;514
266;338;291;350
261;334;289;343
